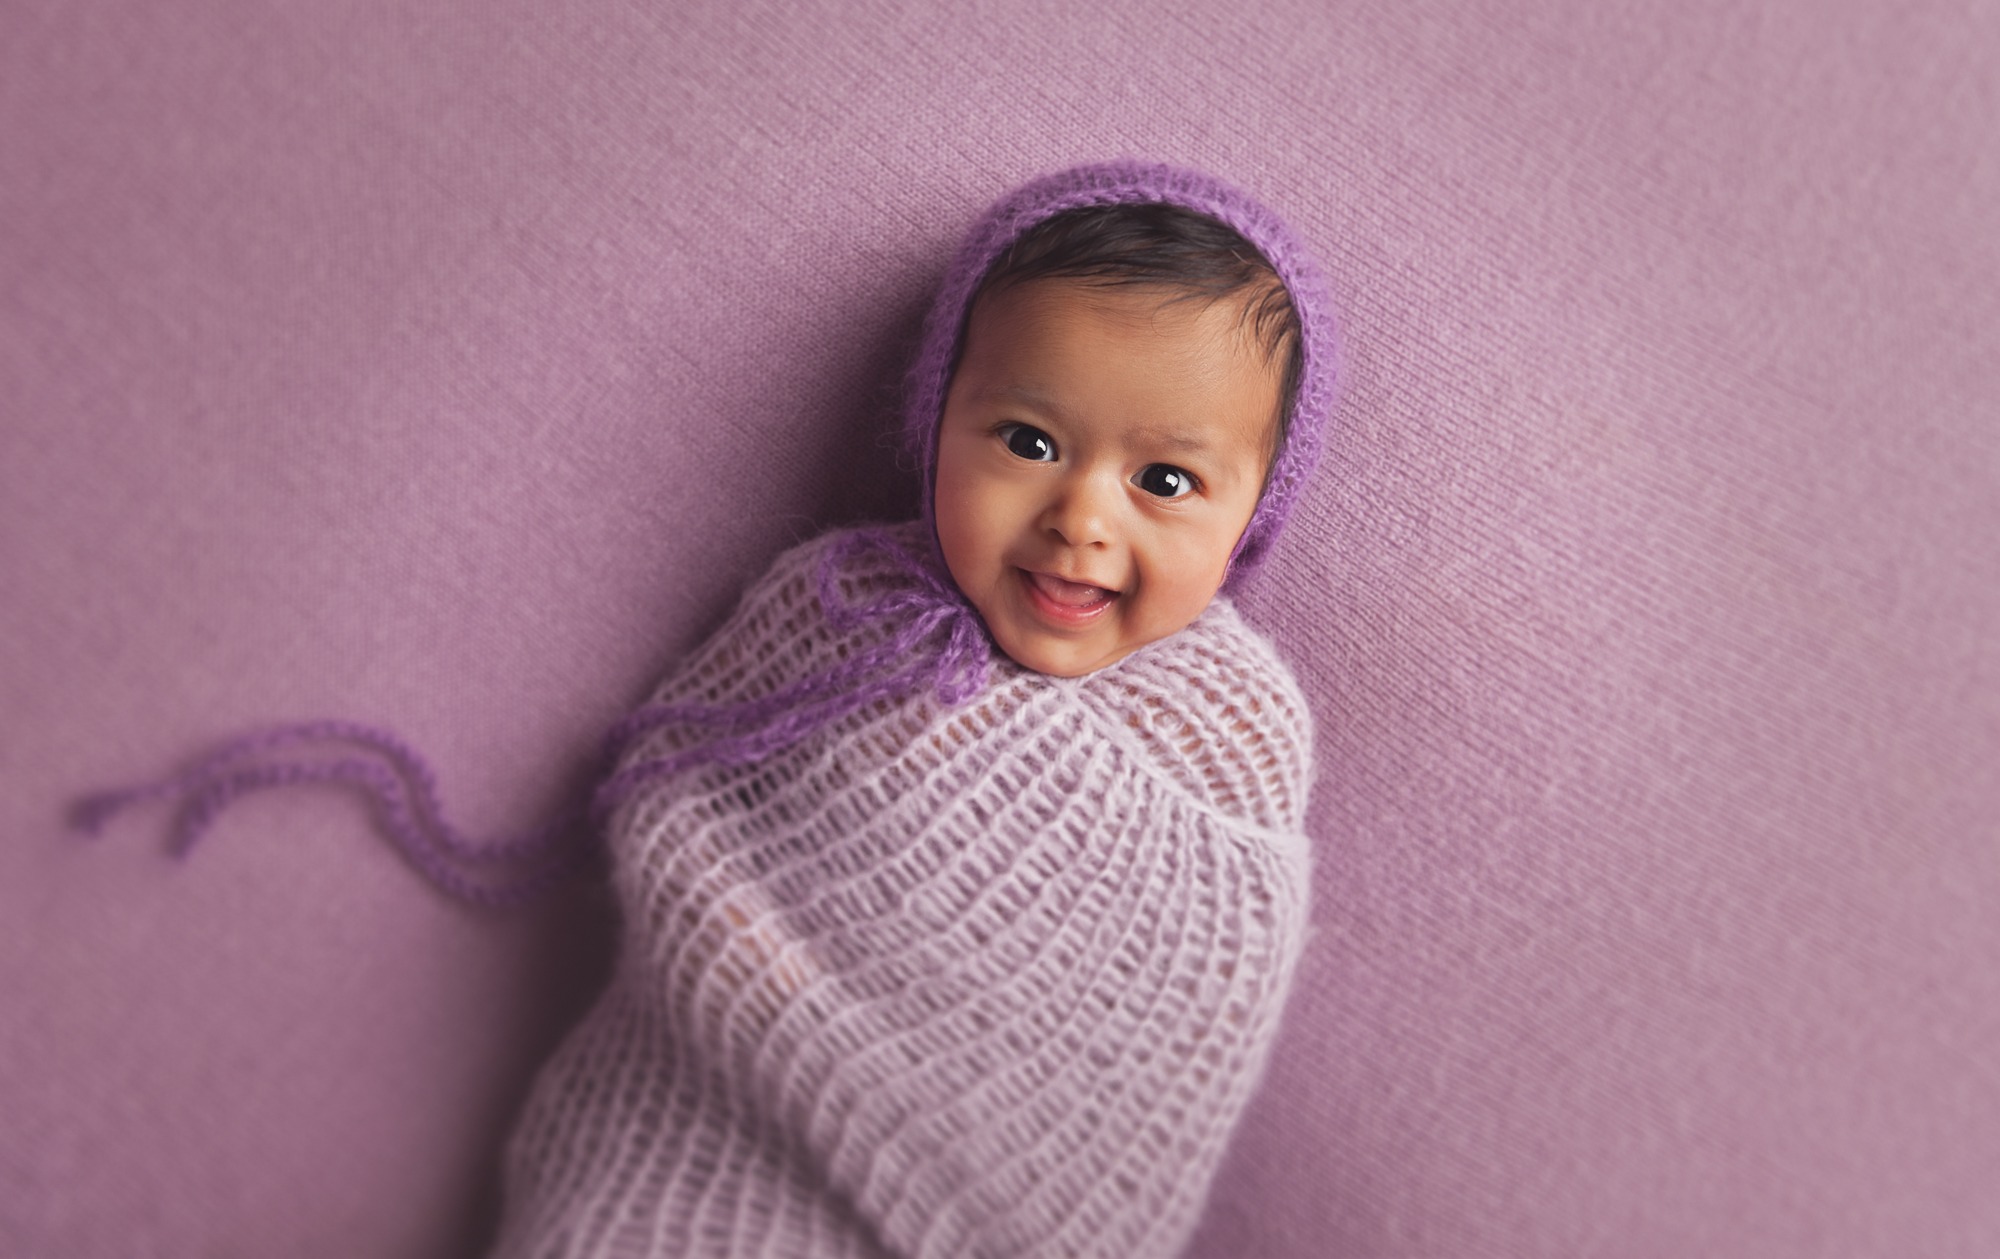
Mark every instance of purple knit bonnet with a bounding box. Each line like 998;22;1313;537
75;161;1339;906
905;159;1339;590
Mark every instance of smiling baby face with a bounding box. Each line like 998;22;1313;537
932;277;1283;678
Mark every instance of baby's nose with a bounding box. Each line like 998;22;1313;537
1038;474;1117;547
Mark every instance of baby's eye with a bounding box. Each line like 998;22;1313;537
1134;464;1198;499
998;423;1057;462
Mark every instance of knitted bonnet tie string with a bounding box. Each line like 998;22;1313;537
71;720;592;909
592;526;988;812
73;526;989;907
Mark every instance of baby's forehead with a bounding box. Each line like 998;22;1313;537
958;278;1283;453
965;277;1278;372
974;272;1266;326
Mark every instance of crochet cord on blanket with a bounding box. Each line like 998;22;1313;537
71;527;988;908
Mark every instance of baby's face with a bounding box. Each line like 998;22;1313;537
934;278;1280;677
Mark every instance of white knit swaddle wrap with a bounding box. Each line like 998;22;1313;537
492;523;1314;1259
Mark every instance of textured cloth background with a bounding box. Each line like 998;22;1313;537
3;1;1995;1256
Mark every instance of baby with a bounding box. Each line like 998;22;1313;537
488;163;1338;1257
81;161;1339;1258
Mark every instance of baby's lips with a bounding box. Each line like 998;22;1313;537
1027;570;1116;608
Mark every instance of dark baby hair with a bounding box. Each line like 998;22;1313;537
970;202;1305;455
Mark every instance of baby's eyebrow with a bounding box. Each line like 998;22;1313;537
982;384;1069;419
1125;426;1215;455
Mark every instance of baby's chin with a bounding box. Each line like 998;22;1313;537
985;622;1147;679
1003;647;1115;678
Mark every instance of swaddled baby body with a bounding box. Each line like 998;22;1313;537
493;521;1314;1258
488;162;1340;1258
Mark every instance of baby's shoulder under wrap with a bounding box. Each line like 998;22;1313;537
492;522;1316;1259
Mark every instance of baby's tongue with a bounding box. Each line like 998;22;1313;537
1031;571;1112;607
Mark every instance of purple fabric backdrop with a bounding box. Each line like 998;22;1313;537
4;0;1996;1255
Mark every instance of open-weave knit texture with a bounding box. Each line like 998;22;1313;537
490;522;1314;1259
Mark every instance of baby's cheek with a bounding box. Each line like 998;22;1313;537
937;473;1011;574
937;532;1006;644
1139;547;1229;632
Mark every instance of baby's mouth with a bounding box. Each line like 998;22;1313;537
1020;569;1118;622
